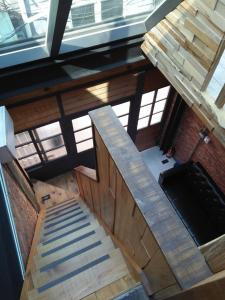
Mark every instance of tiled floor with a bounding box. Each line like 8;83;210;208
141;146;176;182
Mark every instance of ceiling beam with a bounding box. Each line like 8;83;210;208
46;0;73;57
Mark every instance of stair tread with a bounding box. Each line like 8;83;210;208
37;221;105;256
28;249;130;300
34;227;108;270
39;215;96;244
32;236;115;288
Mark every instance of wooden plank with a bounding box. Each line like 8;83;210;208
29;249;130;300
32;236;115;288
143;249;177;294
9;97;60;132
199;234;225;273
90;107;212;291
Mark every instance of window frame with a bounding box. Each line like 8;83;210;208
0;0;168;68
137;86;171;130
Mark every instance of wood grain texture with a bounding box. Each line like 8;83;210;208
141;0;225;143
89;106;212;292
9;97;60;132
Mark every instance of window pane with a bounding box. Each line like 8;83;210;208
15;131;31;146
153;100;167;114
74;127;92;143
156;86;170;101
151;112;163;125
36;122;61;140
16;144;36;159
101;0;123;21
118;115;128;126
77;139;94;153
46;147;67;161
39;135;64;151
141;91;155;106
72;115;92;131
139;105;152;119
0;0;49;54
71;4;95;27
137;117;149;130
19;154;41;169
112;102;130;117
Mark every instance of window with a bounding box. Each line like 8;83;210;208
207;49;225;103
0;0;165;68
0;0;49;54
71;4;95;28
101;0;123;21
137;86;170;130
112;101;130;131
15;121;67;169
72;115;94;153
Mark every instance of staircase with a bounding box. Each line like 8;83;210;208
21;192;142;300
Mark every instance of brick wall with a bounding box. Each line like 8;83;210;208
174;107;225;195
3;165;37;266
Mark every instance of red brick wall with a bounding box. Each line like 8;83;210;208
174;107;225;195
3;165;37;266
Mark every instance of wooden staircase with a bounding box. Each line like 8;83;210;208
21;193;141;300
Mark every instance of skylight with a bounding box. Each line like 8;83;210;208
0;0;164;68
0;0;49;53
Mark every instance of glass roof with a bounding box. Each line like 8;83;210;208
0;0;164;68
0;0;49;54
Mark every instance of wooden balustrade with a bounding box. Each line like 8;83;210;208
74;106;212;299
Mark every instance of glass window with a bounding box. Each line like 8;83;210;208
137;117;150;130
0;0;49;54
118;115;128;127
19;154;41;169
15;131;31;146
61;0;164;53
71;4;95;27
77;139;94;153
72;115;92;131
141;91;155;106
74;127;93;143
112;101;130;117
156;86;170;101
139;105;152;119
36;122;61;140
112;101;130;130
72;114;93;153
151;112;163;125
46;147;67;161
16;143;36;159
137;86;170;131
101;0;123;21
153;99;166;114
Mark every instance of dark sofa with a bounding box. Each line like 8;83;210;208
159;161;225;246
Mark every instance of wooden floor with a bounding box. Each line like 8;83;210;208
21;178;139;300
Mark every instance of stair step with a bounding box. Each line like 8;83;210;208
28;249;130;300
44;205;86;224
46;199;77;212
44;210;84;229
33;227;107;270
45;202;80;218
40;214;96;242
32;236;115;288
37;221;103;257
